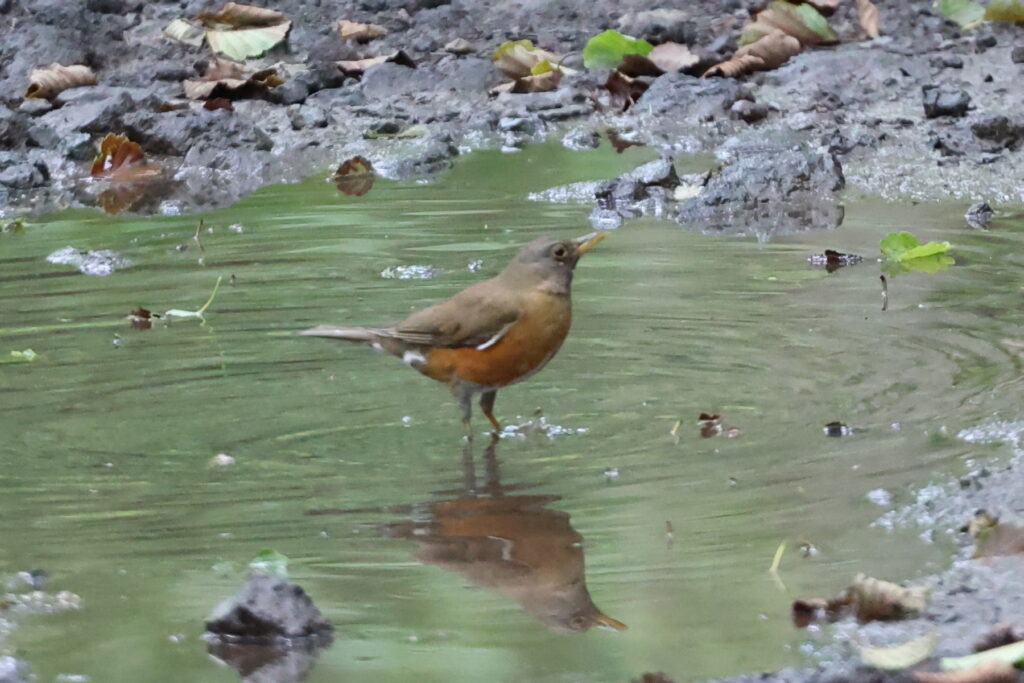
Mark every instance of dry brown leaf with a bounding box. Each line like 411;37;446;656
334;156;375;197
604;70;648;111
647;42;700;72
337;50;416;75
703;30;801;78
492;40;564;80
805;0;842;14
90;133;161;181
856;0;881;38
337;19;387;42
913;661;1018;683
25;63;97;99
617;54;663;78
183;59;282;100
197;2;285;27
490;69;563;95
742;1;837;48
849;573;927;621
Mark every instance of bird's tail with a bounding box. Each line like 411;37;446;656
298;325;382;343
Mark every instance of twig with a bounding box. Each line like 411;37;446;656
880;275;888;311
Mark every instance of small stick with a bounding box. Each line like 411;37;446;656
880;275;888;312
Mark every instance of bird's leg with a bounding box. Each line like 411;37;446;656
479;390;501;433
456;384;474;441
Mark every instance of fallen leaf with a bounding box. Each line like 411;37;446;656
334;156;375;196
337;50;416;75
25;63;97;99
861;632;938;670
203;97;234;111
741;1;837;47
196;2;285;26
793;574;927;626
935;0;986;28
603;70;648;110
492;40;565;79
582;29;653;70
97;183;150;216
972;522;1024;558
90;133;161;182
964;509;999;537
183;59;283;100
206;23;290;61
163;276;223;321
164;17;205;46
973;624;1024;653
336;19;387;42
617;53;663;78
915;661;1018;683
880;231;952;262
940;641;1024;672
984;0;1024;21
805;0;842;13
856;0;881;38
703;30;801;78
647;42;700;73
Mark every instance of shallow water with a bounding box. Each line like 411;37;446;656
1;144;1022;682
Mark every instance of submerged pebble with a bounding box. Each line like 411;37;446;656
380;265;438;280
46;246;128;276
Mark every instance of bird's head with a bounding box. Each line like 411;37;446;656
505;232;608;294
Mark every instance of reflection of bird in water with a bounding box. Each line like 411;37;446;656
383;437;627;634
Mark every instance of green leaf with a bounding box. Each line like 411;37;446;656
791;2;838;42
985;0;1024;20
582;30;653;70
860;632;937;670
163;276;222;321
903;253;955;274
249;549;289;578
879;231;952;262
935;0;986;27
9;349;38;362
940;640;1024;671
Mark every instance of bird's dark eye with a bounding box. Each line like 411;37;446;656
552;244;569;260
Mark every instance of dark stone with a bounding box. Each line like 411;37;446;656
85;0;126;12
970;113;1024;151
637;72;752;122
730;99;769;123
617;9;695;45
537;104;590;121
930;54;963;69
1012;46;1024;64
0;105;27;148
288;104;330;130
964;202;994;229
922;84;971;118
677;137;846;238
974;34;997;51
205;575;332;642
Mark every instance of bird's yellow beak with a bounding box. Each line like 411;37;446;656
573;231;609;255
593;611;628;632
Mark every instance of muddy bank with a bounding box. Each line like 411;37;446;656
714;421;1024;683
1;0;1023;223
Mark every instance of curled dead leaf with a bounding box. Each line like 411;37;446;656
914;661;1018;683
183;59;282;100
647;42;700;73
197;2;285;26
742;1;837;47
337;51;416;76
604;70;648;111
793;573;926;626
26;63;97;99
90;133;162;215
337;19;387;42
703;30;801;78
492;40;565;80
856;0;881;38
334;156;375;197
860;632;937;671
805;0;842;14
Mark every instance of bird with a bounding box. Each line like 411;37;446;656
382;437;627;634
300;231;607;434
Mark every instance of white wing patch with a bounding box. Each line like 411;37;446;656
475;321;516;351
402;350;426;366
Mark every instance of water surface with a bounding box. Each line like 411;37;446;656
2;144;1023;682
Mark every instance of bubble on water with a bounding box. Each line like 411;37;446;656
46;246;128;276
497;415;588;440
866;488;893;507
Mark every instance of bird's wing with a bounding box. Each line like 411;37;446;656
387;281;522;349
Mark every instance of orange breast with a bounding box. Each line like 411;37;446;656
420;294;571;389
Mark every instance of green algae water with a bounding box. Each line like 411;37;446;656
1;143;1023;682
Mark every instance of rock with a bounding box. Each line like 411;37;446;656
206;640;330;683
30;89;136;146
0;105;27;147
0;162;46;190
617;8;696;45
677;137;845;238
359;62;424;101
970;113;1024;151
445;38;472;55
288;104;330;130
19;98;53;116
922;84;970;119
595;158;680;219
0;656;31;683
562;127;600;151
85;0;125;13
730;99;769;123
205;575;332;642
1012;46;1024;64
964;202;994;229
930;54;963;69
374;134;459;178
974;33;997;51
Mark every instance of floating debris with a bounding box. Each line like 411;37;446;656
808;249;864;273
46;246;128;276
380;265;439;280
209;453;235;467
823;421;852;437
964;201;994;230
